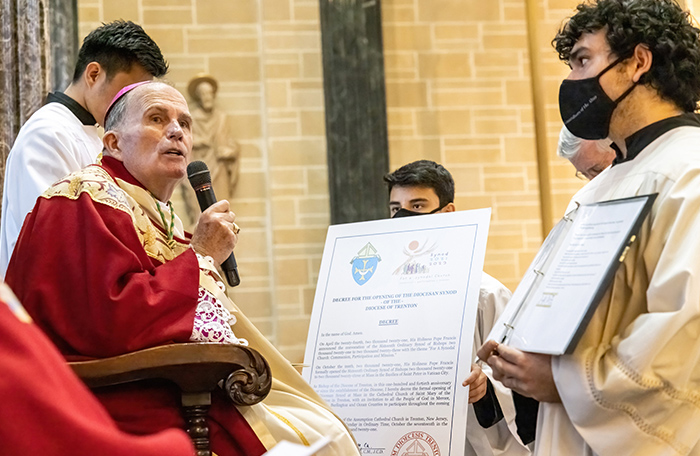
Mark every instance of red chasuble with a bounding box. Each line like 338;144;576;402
0;283;195;455
6;157;266;456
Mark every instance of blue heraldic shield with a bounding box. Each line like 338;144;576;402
351;242;381;286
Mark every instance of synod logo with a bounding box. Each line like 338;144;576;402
391;431;440;456
351;242;381;285
393;238;438;276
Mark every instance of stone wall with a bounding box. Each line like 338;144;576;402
382;0;589;290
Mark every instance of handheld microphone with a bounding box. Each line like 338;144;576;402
187;160;241;287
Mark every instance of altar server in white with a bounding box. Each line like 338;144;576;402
0;20;167;277
479;1;700;455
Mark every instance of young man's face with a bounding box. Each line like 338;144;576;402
567;29;619;81
566;28;639;138
389;185;455;217
91;64;154;126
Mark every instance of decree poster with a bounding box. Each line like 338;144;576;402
302;209;491;456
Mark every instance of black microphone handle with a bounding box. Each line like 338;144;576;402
221;255;241;287
194;185;241;287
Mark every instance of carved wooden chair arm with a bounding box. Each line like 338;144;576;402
69;342;271;406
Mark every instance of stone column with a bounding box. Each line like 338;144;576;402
0;0;76;204
49;0;78;91
320;0;390;224
0;0;51;201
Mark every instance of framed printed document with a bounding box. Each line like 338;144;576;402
302;209;491;456
487;194;657;355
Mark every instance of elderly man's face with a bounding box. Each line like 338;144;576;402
570;140;615;180
114;85;193;201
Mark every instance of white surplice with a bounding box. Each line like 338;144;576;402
467;272;532;456
0;102;101;277
536;125;700;456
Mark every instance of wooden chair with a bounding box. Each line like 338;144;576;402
70;342;271;456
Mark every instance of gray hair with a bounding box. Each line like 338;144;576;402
556;126;611;159
104;80;174;131
104;92;132;131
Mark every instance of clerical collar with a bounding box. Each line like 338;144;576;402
45;92;97;126
612;113;700;166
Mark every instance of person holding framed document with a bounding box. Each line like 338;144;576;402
385;160;532;456
478;1;700;454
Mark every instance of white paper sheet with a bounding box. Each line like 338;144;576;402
487;195;652;354
302;209;491;456
263;437;332;456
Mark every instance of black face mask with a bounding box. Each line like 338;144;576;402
392;206;445;218
559;56;637;140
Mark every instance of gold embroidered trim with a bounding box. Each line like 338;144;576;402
112;177;190;263
585;350;691;454
134;213;188;264
266;407;310;446
41;166;189;263
41;167;133;218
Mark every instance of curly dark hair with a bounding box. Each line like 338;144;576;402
552;0;700;112
73;20;168;82
383;160;454;208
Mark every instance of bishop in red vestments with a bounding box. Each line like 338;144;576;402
6;81;359;456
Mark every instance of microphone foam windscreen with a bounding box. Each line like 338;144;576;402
187;160;211;188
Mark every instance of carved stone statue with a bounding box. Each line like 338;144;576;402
180;74;240;225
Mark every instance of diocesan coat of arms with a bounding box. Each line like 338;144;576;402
350;242;381;285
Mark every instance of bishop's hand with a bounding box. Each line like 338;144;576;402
190;199;238;265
